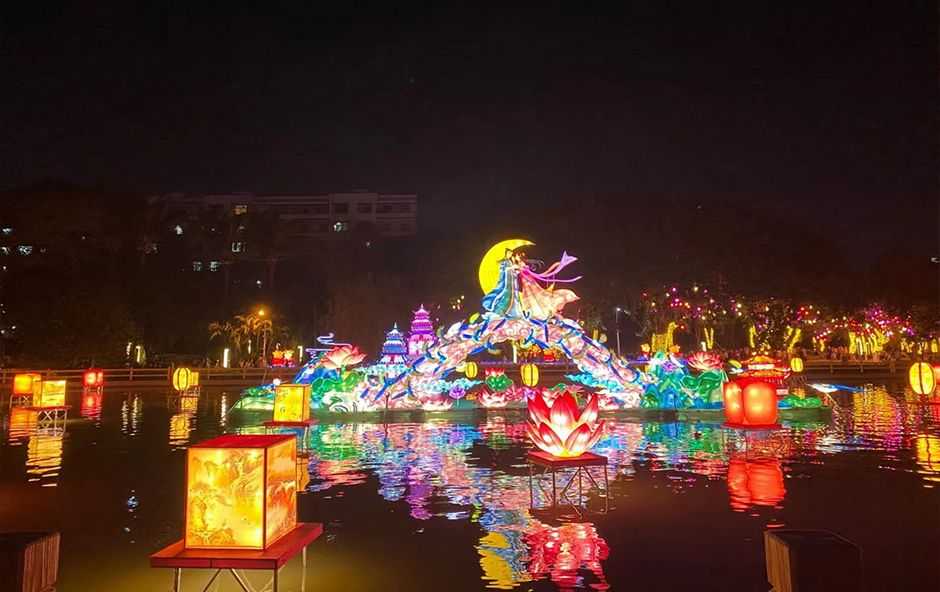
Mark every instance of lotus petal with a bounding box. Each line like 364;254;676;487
578;393;599;425
550;393;578;431
538;421;565;455
528;391;551;424
563;423;594;456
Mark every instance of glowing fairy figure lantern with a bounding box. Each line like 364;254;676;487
909;362;936;395
723;380;778;427
379;323;409;365
520;363;540;387
13;373;42;397
273;383;311;423
83;368;104;388
407;305;436;359
185;434;297;550
527;390;604;458
36;380;67;407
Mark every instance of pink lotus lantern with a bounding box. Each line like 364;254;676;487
320;345;366;370
527;390;605;458
479;389;511;408
687;351;722;372
420;396;454;411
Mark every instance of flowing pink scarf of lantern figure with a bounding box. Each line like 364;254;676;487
517;252;582;320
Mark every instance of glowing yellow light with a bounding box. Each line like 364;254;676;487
478;239;534;294
790;357;804;373
520;363;539;387
463;361;479;379
172;367;198;392
13;373;42;397
222;348;230;368
273;383;311;422
36;380;66;407
909;362;936;395
185;435;297;550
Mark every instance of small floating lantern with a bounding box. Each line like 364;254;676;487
520;363;540;387
909;362;936;395
83;368;104;388
723;380;778;427
273;383;311;423
185;434;297;550
13;373;42;397
36;380;66;408
527;390;604;458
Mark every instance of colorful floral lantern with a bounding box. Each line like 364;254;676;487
909;362;936;395
723;380;778;427
480;389;510;408
185;434;297;550
13;373;42;397
320;345;366;370
36;380;66;407
527;390;604;457
789;357;804;373
83;368;104;388
463;361;479;379
520;363;540;388
273;383;311;422
172;367;196;393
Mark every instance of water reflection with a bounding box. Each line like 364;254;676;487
7;406;66;487
80;390;103;424
121;394;142;436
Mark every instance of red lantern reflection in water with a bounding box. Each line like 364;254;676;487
727;458;786;511
525;521;610;590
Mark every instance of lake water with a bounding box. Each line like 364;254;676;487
1;384;938;591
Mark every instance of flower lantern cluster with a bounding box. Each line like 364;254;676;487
526;390;604;457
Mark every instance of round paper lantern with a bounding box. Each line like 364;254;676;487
722;381;745;425
464;361;479;379
520;363;540;387
172;367;193;392
742;382;778;426
909;362;936;395
83;368;104;388
789;357;804;373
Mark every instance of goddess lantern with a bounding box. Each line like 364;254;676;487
520;363;540;387
13;373;42;397
36;380;66;407
723;380;778;427
185;434;297;550
527;390;604;457
909;362;936;395
83;368;104;388
273;383;311;423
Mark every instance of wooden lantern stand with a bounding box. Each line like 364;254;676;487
150;522;323;592
24;405;70;425
527;450;609;514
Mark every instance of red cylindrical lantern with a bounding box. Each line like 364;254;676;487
84;368;104;388
723;381;744;425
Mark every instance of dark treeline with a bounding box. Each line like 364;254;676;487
0;184;935;366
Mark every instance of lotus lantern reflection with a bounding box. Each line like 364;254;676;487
527;390;605;457
321;345;366;370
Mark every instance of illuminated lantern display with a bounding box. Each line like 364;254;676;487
909;362;936;395
520;363;540;387
83;368;104;388
273;383;312;423
36;380;67;407
525;521;609;589
379;324;409;365
172;367;200;393
463;360;479;379
789;357;804;373
13;373;42;397
185;434;297;550
407;304;436;359
527;390;604;457
723;380;778;427
479;389;510;408
727;458;786;511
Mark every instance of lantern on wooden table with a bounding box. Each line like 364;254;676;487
520;363;540;387
527;390;604;458
273;383;311;423
13;373;42;397
185;434;297;550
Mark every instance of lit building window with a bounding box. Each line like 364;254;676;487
1;227;12;235
17;245;33;255
0;247;9;256
231;241;245;253
233;204;248;215
333;221;350;232
192;261;203;272
209;261;222;272
255;279;263;287
174;225;184;235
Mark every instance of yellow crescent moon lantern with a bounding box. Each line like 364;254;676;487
478;239;534;294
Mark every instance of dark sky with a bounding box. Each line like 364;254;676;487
1;2;936;254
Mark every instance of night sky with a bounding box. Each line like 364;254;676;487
1;3;936;256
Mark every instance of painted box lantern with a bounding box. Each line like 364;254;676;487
13;373;42;397
273;383;311;423
184;434;297;550
36;380;67;407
